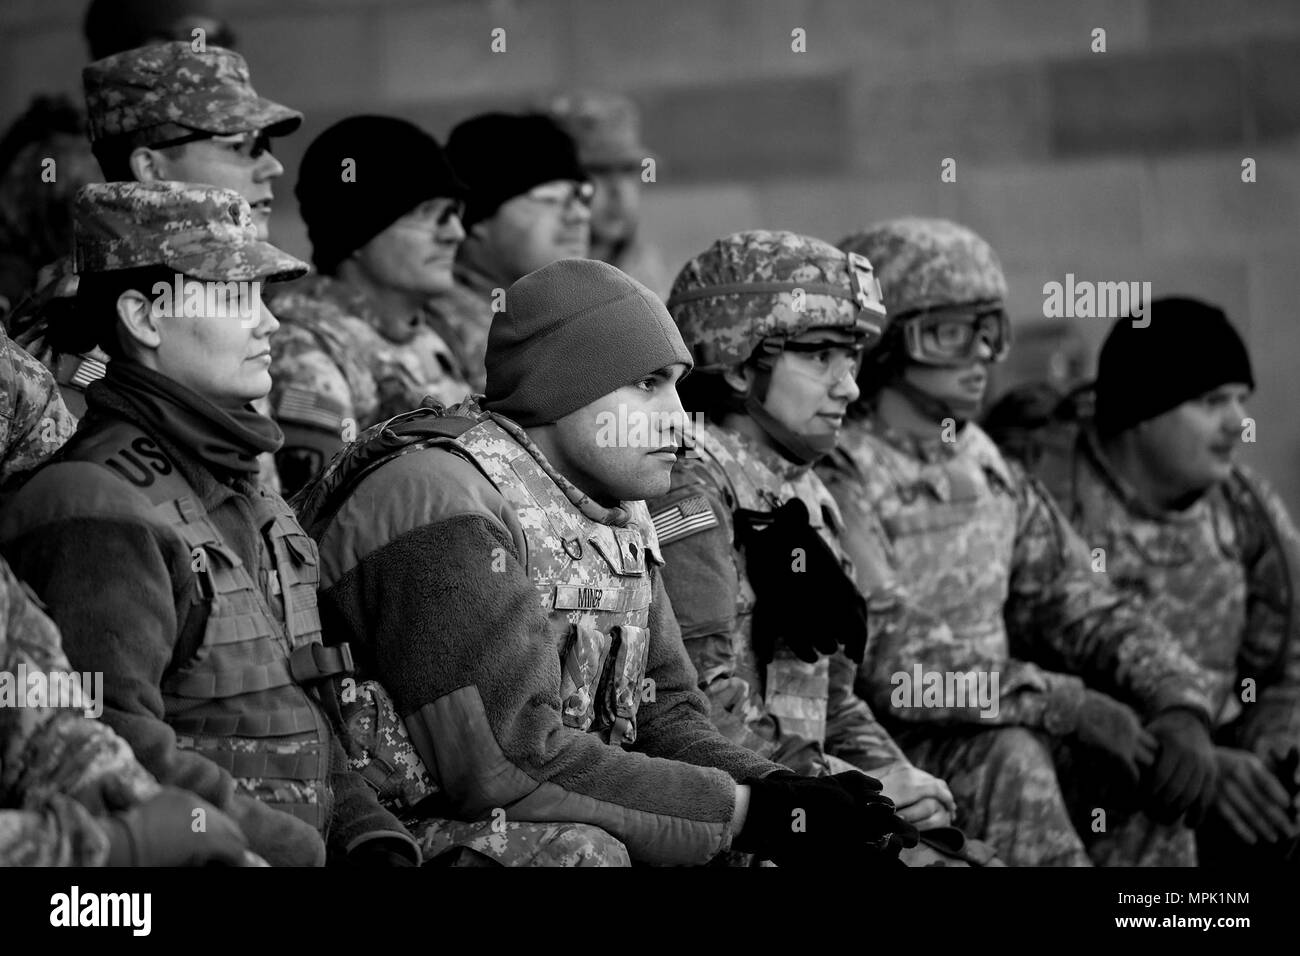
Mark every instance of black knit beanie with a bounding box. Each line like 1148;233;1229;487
295;115;466;275
484;259;692;426
1094;296;1254;436
446;112;588;228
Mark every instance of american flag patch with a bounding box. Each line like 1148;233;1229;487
651;494;719;545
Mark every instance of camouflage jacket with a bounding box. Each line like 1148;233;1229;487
267;273;472;445
0;556;159;866
817;413;1220;731
650;422;910;774
1025;422;1300;754
1;326;75;485
423;259;501;396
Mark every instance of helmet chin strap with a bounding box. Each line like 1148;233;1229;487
890;377;982;427
732;363;833;466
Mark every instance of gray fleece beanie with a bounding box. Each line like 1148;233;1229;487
484;258;692;426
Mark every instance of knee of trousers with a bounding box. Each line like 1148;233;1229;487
978;726;1060;782
539;823;631;867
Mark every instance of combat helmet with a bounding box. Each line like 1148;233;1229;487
666;229;887;462
839;217;1010;422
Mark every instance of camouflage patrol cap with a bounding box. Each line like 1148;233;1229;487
72;181;308;281
545;91;647;169
83;41;302;144
838;217;1006;317
666;229;886;371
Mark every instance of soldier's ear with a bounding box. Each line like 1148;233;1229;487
116;288;162;351
129;146;166;183
721;363;755;396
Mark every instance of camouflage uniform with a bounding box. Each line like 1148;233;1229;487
1;325;76;485
268;273;472;446
821;218;1220;865
1027;422;1300;769
1;183;421;866
0;555;160;865
423;259;501;395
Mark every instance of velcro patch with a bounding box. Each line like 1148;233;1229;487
651;494;719;545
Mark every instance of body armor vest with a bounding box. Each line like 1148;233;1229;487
1035;429;1248;726
64;419;350;828
449;418;660;746
696;425;852;744
841;421;1019;671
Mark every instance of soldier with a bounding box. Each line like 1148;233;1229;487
645;230;996;865
0;0;236;316
0;182;422;867
293;257;917;866
10;40;297;492
1;555;254;866
818;218;1222;866
545;92;671;299
1007;298;1300;864
1;325;76;485
267;116;473;495
426;113;593;393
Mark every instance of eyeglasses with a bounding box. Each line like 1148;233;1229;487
522;180;595;211
148;129;275;160
897;304;1011;366
391;198;466;232
781;342;866;384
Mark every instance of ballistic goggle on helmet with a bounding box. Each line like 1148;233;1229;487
895;300;1012;367
666;230;888;373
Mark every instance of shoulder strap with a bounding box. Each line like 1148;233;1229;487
293;404;481;539
62;417;200;508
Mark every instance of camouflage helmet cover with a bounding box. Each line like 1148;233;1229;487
667;229;887;372
838;217;1007;317
73;180;308;282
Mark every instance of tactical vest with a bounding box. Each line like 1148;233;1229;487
63;419;352;828
1035;431;1248;726
841;421;1019;670
449;418;659;746
696;425;851;744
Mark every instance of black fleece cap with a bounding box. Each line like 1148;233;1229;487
446;112;588;228
1094;296;1254;436
295;115;466;275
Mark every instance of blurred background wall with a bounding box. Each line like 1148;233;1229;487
3;0;1299;508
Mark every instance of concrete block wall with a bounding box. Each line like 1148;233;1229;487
3;0;1298;507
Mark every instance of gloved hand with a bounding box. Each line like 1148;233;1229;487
1210;747;1300;846
226;793;326;867
734;499;868;665
735;770;918;866
876;764;956;830
104;787;250;867
345;836;420;867
1070;690;1158;790
1142;708;1218;825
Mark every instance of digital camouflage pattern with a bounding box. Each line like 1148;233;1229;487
838;217;1008;316
818;414;1217;864
545;91;647;168
409;816;630;866
73;181;307;282
83;41;302;143
1;326;76;484
423;261;500;395
654;422;909;773
1;556;160;865
1027;423;1300;758
268;273;473;449
666;229;886;371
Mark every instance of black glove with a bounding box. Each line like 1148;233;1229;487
735;770;918;866
1143;708;1218;825
1071;690;1158;791
346;837;419;867
105;787;250;867
733;499;868;665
